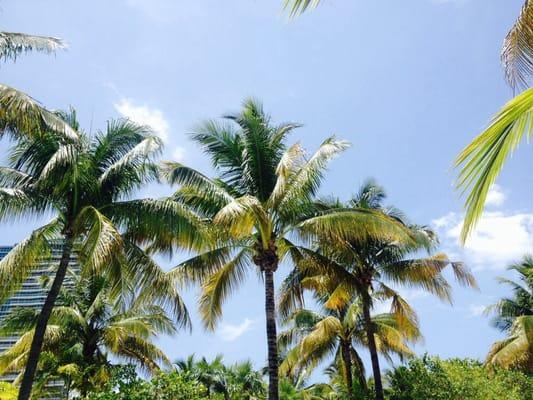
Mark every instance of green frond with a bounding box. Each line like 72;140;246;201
299;316;341;367
376;284;420;333
455;87;533;242
277;137;350;215
502;1;533;90
0;84;78;140
199;250;251;330
299;208;415;245
112;336;171;374
485;315;533;371
75;206;123;275
0;220;59;303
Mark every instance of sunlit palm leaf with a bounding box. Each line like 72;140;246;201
0;32;64;62
455;87;533;242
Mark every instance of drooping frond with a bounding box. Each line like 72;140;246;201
485;316;533;372
0;84;78;140
199;250;251;330
75;206;123;276
0;32;65;62
455;87;533;242
214;195;270;241
0;220;59;303
502;1;533;90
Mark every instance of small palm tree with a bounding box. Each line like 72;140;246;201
227;360;265;400
174;355;229;398
166;99;412;400
279;292;420;398
485;256;533;372
280;181;476;400
0;274;175;396
0;111;198;400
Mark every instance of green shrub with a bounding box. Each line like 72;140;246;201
84;366;210;400
386;355;533;400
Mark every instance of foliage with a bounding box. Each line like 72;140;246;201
0;274;176;395
386;356;533;400
0;382;17;400
83;365;210;400
485;256;533;372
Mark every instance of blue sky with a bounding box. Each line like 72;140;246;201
1;0;531;377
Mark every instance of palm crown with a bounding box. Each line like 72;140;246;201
0;111;199;399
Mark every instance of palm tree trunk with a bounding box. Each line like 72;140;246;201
18;235;74;400
264;268;279;400
340;339;354;398
361;295;384;400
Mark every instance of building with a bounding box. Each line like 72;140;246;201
0;242;78;398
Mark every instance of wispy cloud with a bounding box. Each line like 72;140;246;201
218;318;256;342
114;98;170;142
468;304;486;317
172;146;186;162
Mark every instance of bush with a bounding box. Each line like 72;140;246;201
83;366;210;400
386;355;533;400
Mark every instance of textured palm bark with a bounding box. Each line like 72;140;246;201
264;268;279;400
362;295;384;400
18;235;74;400
340;338;355;398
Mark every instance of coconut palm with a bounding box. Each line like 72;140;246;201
0;274;175;396
279;288;420;399
165;99;414;400
485;255;533;372
227;360;265;400
0;111;199;400
279;181;476;400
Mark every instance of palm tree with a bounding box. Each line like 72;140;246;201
165;99;413;400
226;360;265;400
485;255;533;372
0;30;76;141
455;1;533;240
278;290;420;399
279;181;477;400
0;274;176;397
175;354;229;398
0;111;198;400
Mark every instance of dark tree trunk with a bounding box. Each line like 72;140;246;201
264;268;279;400
361;294;384;400
340;339;354;398
18;236;74;400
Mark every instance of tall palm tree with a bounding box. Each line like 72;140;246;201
0;30;75;141
485;255;533;372
278;290;420;398
165;99;413;400
0;111;199;400
280;181;477;400
0;274;176;397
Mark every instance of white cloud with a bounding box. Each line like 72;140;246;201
172;146;186;162
485;184;506;207
432;186;533;270
114;98;170;142
218;318;255;342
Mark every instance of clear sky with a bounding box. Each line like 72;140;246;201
1;0;531;377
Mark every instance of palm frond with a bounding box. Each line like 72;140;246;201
0;84;78;140
0;31;65;62
284;0;322;17
199;250;251;330
502;1;533;90
455;87;533;242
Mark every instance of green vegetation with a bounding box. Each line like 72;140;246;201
0;3;533;400
387;356;533;400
